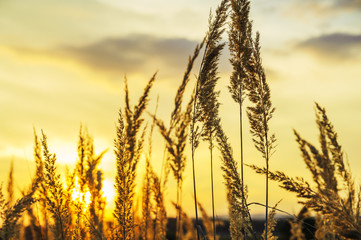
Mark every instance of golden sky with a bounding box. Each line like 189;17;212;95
1;0;361;219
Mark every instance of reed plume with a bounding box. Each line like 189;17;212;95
114;73;155;240
33;129;50;240
25;199;43;240
152;94;193;240
191;1;228;239
0;133;41;239
146;102;167;240
227;0;256;238
228;0;254;219
72;126;107;239
250;103;361;239
142;155;153;240
152;40;204;240
0;187;35;240
216;124;255;239
246;32;276;240
141;99;158;240
41;131;71;240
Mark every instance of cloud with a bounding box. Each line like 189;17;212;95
55;34;199;76
297;33;361;59
7;34;200;83
284;0;361;21
334;0;361;10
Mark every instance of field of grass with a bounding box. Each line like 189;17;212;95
1;0;360;239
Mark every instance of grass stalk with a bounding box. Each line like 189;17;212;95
250;103;361;238
191;1;228;239
210;137;216;240
246;32;276;240
114;73;155;240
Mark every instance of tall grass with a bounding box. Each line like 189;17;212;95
150;166;167;240
74;126;107;239
153;71;194;239
250;103;361;239
215;122;255;239
190;1;228;239
228;0;253;208
3;0;360;239
113;74;156;240
246;32;276;240
41;131;71;240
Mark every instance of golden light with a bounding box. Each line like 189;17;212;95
102;178;116;220
102;178;116;203
71;177;92;208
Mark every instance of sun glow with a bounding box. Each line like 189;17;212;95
71;177;92;208
102;178;115;203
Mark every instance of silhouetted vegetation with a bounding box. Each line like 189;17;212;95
1;0;360;239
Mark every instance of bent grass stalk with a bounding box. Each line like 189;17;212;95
191;1;228;239
153;39;203;240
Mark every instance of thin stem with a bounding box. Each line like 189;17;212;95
246;202;293;217
265;129;269;240
239;101;246;240
191;73;202;240
210;136;216;240
191;141;200;240
179;185;183;240
176;183;180;240
239;102;244;205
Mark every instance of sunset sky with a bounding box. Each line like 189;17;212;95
1;0;361;219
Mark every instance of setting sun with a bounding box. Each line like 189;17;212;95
71;177;92;208
102;178;116;204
